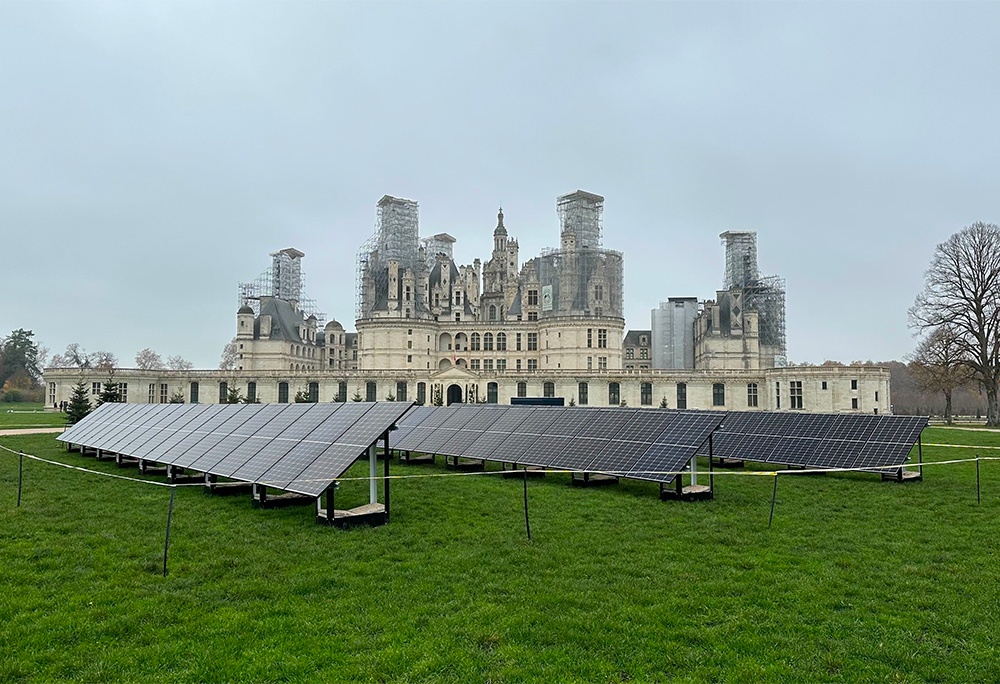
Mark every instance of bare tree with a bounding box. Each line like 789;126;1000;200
910;222;1000;426
91;351;118;370
219;338;239;371
166;355;194;370
135;348;165;370
907;326;971;424
49;344;117;370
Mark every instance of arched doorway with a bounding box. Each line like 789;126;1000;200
447;384;463;406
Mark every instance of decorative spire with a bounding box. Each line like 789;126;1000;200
494;205;508;237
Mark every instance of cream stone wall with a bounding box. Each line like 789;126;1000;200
44;365;892;415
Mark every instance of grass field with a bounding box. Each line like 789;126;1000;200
2;427;1000;682
0;402;67;430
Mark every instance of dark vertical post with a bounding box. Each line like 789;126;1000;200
768;474;779;529
918;434;923;478
976;456;981;505
17;452;24;507
162;486;176;577
522;467;531;541
708;434;715;495
327;484;335;523
384;432;391;522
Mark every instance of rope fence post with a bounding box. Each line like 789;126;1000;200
976;456;981;505
522;467;531;542
17;451;24;507
162;486;177;577
768;473;779;529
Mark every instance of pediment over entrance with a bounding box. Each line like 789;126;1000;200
429;366;481;382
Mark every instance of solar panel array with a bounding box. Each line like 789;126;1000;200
705;412;928;470
59;401;413;496
392;405;725;484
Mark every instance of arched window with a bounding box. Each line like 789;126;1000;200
471;333;481;351
487;382;498;404
496;332;507;351
483;333;494;351
608;382;620;406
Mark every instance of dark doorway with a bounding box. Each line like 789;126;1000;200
447;384;463;406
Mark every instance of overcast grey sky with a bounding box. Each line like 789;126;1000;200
3;1;999;369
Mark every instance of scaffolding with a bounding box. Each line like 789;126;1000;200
238;248;325;323
719;231;786;356
356;196;425;320
557;190;604;248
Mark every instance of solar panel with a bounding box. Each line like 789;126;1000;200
110;404;196;455
388;405;439;448
169;404;266;470
393;405;455;453
584;409;676;474
462;406;537;460
409;405;489;455
520;409;600;468
284;402;413;496
208;403;315;478
706;411;928;473
229;403;337;482
148;405;242;467
186;404;291;474
435;406;511;457
627;411;724;483
102;405;177;454
139;404;224;463
59;402;121;443
489;407;563;463
130;404;216;460
82;404;150;452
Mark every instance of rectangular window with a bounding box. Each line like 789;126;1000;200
278;382;289;403
516;333;522;351
587;357;592;370
396;382;407;402
578;382;588;406
609;382;620;406
219;382;228;404
775;381;780;409
598;329;608;348
527;333;538;351
713;383;726;407
527;359;538;371
594;284;604;301
190;382;199;404
626;348;634;360
821;381;828;390
366;381;377;402
875;390;879;402
851;379;858;390
416;382;426;405
92;382;101;396
497;358;506;371
148;383;156;403
598;357;607;370
543;382;555;398
471;359;480;370
790;381;803;409
247;381;257;403
338;381;348;403
640;382;652;406
527;290;538;306
487;382;498;404
676;383;687;410
515;359;522;370
640;348;649;360
118;383;128;402
852;397;859;410
587;328;593;348
517;381;527;398
49;382;56;405
747;382;759;408
527;311;538;321
407;355;412;363
483;359;494;371
160;383;168;404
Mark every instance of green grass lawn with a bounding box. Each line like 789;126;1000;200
1;427;1000;682
0;402;67;430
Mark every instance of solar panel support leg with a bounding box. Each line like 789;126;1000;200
708;434;715;495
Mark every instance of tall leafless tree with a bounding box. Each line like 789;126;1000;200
910;222;1000;426
907;326;971;424
219;338;239;371
134;348;165;370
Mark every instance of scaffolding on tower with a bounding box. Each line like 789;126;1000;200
355;195;425;320
238;248;325;323
720;231;786;358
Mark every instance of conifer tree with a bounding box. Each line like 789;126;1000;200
66;379;92;424
96;373;120;406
